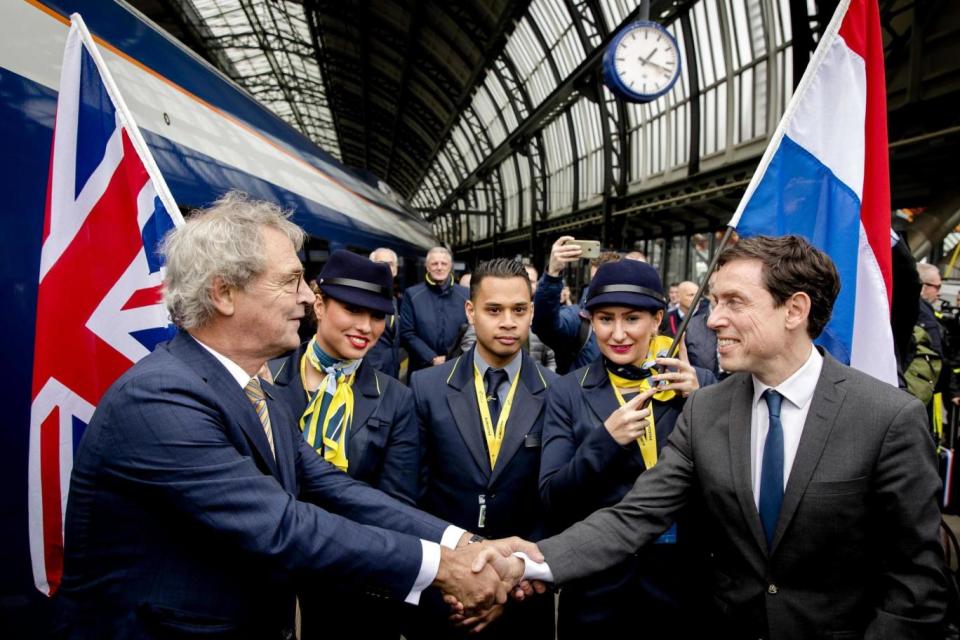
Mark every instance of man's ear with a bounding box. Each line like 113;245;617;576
209;276;236;317
465;299;475;326
784;291;811;332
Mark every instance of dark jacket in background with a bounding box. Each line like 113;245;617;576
399;280;469;373
533;273;599;374
684;305;719;377
365;300;401;379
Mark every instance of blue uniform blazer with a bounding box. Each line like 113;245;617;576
268;343;418;504
411;347;558;540
54;332;448;639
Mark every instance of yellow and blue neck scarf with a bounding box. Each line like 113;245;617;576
299;338;360;472
606;335;677;468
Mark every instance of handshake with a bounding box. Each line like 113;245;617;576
432;535;548;632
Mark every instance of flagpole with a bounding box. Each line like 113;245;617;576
664;225;736;359
68;13;184;226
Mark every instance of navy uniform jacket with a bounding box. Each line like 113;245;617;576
365;300;401;379
400;281;469;372
410;347;557;639
532;273;598;374
539;358;716;636
268;342;418;503
54;332;448;640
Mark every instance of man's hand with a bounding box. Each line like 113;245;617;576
547;236;582;277
432;355;447;366
433;545;507;615
604;387;657;445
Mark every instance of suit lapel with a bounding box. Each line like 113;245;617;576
581;363;621;429
771;354;846;551
727;373;769;553
489;355;546;485
171;333;282;479
445;354;491;476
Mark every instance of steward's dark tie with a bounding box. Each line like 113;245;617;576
759;389;784;549
483;368;508;425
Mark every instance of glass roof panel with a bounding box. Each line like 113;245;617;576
185;0;340;159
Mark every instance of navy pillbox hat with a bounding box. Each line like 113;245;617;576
316;250;394;315
585;260;667;312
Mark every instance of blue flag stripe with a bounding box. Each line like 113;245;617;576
735;135;861;364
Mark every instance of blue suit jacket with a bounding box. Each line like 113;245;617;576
399;281;469;372
267;343;418;504
54;332;448;639
411;348;557;540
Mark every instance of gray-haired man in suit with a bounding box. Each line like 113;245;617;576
482;235;947;639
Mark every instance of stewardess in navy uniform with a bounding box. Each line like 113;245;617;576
268;249;418;640
539;259;716;638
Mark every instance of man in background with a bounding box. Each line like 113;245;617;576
400;247;470;373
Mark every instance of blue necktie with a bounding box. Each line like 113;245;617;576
483;368;508;425
759;389;784;549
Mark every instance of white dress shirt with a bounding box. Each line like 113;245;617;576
750;346;823;508
193;338;465;604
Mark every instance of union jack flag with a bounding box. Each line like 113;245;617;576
28;14;182;595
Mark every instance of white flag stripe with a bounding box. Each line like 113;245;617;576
729;0;852;227
784;35;866;201
849;225;897;385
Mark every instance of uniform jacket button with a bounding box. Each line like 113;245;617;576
767;583;779;594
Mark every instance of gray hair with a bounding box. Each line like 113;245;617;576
161;191;306;329
917;263;940;280
426;246;453;261
370;247;398;263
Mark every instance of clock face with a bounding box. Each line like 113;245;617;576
603;21;681;102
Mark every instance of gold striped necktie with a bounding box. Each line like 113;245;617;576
244;377;276;460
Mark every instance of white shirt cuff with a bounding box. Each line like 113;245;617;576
404;527;467;605
513;551;555;583
405;540;439;605
440;525;467;549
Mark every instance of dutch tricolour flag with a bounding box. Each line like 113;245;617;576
729;0;896;386
28;14;182;595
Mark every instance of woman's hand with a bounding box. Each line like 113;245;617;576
603;386;658;445
652;341;699;397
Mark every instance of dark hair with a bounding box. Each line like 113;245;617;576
716;235;839;339
470;258;532;300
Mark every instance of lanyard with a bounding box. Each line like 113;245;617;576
473;363;522;469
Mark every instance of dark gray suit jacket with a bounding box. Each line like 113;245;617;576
539;351;947;640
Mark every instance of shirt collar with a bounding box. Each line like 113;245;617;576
473;345;522;384
751;345;823;410
192;336;256;388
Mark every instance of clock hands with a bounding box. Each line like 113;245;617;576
634;47;674;77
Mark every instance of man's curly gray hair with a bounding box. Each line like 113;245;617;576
161;191;306;329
